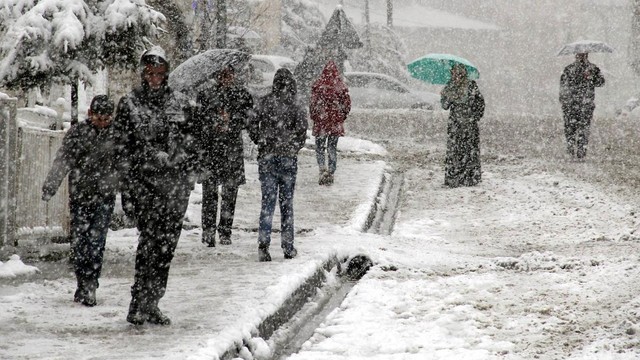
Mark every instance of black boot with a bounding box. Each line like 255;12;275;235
202;230;216;247
74;278;96;307
81;287;96;307
258;245;271;262
146;301;171;325
126;298;146;325
284;247;298;260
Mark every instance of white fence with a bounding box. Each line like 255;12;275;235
0;101;69;248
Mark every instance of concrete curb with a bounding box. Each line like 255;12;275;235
219;256;341;360
219;166;395;359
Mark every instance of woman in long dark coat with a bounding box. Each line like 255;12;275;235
440;64;485;187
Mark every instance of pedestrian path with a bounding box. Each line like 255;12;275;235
0;149;389;360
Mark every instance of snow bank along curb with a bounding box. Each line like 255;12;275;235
219;166;394;359
219;256;340;360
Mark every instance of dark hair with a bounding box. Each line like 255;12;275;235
90;95;114;115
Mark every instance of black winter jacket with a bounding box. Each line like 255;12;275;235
113;86;197;192
194;84;254;183
560;61;605;111
42;120;118;202
250;70;308;159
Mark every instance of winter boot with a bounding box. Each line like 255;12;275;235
284;247;297;260
318;168;329;185
146;303;171;326
325;172;334;185
202;230;216;247
74;278;96;306
219;235;232;245
81;286;97;307
73;287;84;304
126;298;147;325
258;245;272;262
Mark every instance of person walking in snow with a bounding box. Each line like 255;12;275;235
310;60;351;186
42;95;117;307
249;68;308;262
113;46;198;326
440;63;485;188
194;66;254;247
559;52;605;159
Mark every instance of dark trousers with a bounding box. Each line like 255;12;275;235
129;181;191;309
258;155;297;252
563;106;593;159
202;177;239;239
70;194;115;290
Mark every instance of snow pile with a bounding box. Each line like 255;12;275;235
0;255;40;278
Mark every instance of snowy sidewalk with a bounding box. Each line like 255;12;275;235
0;141;390;360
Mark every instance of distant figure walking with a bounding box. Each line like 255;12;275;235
195;66;254;247
440;64;485;188
559;53;605;159
310;60;351;185
42;95;117;307
113;46;197;326
249;68;308;262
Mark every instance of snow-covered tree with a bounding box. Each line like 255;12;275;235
0;0;164;121
281;0;325;60
349;23;410;83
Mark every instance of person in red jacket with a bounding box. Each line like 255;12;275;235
310;60;351;185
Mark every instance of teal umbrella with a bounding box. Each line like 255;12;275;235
407;53;479;85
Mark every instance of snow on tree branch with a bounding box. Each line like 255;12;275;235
0;0;164;90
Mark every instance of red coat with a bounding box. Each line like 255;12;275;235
310;61;351;137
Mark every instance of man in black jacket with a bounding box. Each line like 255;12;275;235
113;46;197;326
559;53;605;159
249;68;308;261
42;95;117;307
195;66;253;247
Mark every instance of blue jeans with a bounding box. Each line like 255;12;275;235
258;155;297;251
315;135;339;174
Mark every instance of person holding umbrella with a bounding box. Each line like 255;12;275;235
194;65;254;247
440;64;485;188
559;52;605;159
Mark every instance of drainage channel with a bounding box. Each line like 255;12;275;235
220;170;405;360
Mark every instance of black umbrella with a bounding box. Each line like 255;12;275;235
168;49;251;94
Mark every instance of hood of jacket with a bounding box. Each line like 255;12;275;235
272;68;297;102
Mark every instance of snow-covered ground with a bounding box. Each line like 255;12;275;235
3;114;640;359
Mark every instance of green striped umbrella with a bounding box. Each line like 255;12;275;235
407;53;480;85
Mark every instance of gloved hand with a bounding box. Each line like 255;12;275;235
42;186;55;201
155;151;170;168
121;191;136;220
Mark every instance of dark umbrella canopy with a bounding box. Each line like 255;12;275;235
168;49;251;94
